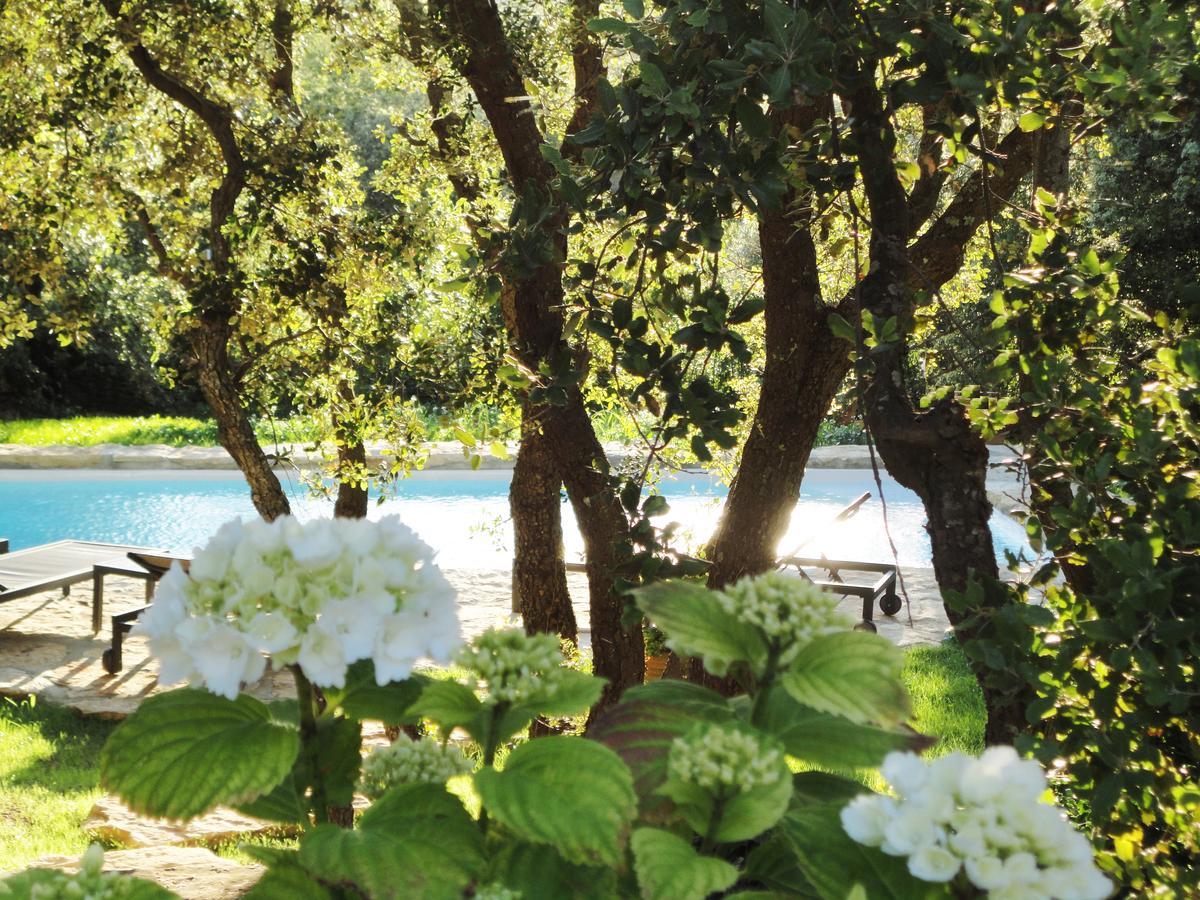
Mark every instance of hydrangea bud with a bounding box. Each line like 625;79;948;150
30;846;142;900
359;735;474;799
668;725;785;795
455;628;564;705
715;571;852;665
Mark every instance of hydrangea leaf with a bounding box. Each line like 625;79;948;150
233;767;309;824
524;668;606;717
408;680;484;733
100;688;300;820
779;802;950;900
658;768;793;843
782;631;910;726
756;686;930;769
243;856;334;900
298;822;483;900
631;827;739;900
332;661;429;724
489;842;619;899
589;680;734;822
474;736;637;866
633;580;768;677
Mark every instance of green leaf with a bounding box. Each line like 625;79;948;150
622;0;645;17
489;843;618;899
779;803;950;899
735;96;771;139
826;312;856;344
243;856;334;900
474;736;637;866
782;631;910;726
234;767;309;824
640;61;670;95
631;828;738;900
359;783;484;868
101;689;299;820
589;681;734;821
1018;110;1046;131
409;680;483;733
633;580;768;677
756;687;929;769
588;16;631;35
332;662;428;724
312;716;362;807
520;668;606;718
298;821;483;900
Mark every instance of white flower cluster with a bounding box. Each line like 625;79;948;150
136;515;461;698
668;725;785;794
716;570;851;665
359;734;474;799
472;885;522;900
841;748;1112;899
30;845;138;900
456;628;563;704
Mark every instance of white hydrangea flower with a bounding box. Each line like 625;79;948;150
840;749;1112;899
359;735;474;799
668;725;785;795
714;571;852;666
136;515;462;697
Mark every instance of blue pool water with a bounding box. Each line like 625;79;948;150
0;468;1030;570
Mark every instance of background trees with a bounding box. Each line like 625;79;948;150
1;0;1197;887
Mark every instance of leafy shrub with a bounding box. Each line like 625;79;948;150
959;208;1200;890
1;516;1110;898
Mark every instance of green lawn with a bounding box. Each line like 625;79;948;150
0;411;865;450
0;697;116;870
0;643;982;872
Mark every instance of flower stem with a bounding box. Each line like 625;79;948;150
293;666;330;827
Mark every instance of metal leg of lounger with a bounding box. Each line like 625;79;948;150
102;606;147;675
0;538;8;554
92;573;104;634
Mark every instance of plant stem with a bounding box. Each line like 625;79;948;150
700;794;727;856
293;666;330;826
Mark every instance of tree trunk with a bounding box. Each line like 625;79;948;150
439;0;643;709
511;410;577;644
333;438;368;519
706;204;850;587
846;74;1019;744
193;317;291;521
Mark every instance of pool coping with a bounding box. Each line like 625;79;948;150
0;442;1027;514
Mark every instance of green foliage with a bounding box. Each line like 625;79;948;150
781;631;909;727
475;737;637;866
100;689;300;820
961;210;1200;888
630;827;738;900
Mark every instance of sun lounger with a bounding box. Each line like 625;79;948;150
777;556;901;632
0;538;170;632
101;551;190;674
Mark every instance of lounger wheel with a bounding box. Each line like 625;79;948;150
880;592;902;616
101;649;118;674
854;620;877;633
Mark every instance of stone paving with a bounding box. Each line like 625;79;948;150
22;848;263;899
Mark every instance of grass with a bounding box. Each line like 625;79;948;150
902;640;986;757
0;697;117;870
0;644;982;872
0;411;866;450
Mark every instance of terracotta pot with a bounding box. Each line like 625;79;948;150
644;653;670;682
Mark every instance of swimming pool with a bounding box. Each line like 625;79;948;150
0;468;1030;569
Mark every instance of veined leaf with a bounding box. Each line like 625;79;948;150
631;827;738;900
101;689;299;821
782;631;910;726
475;736;637;866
